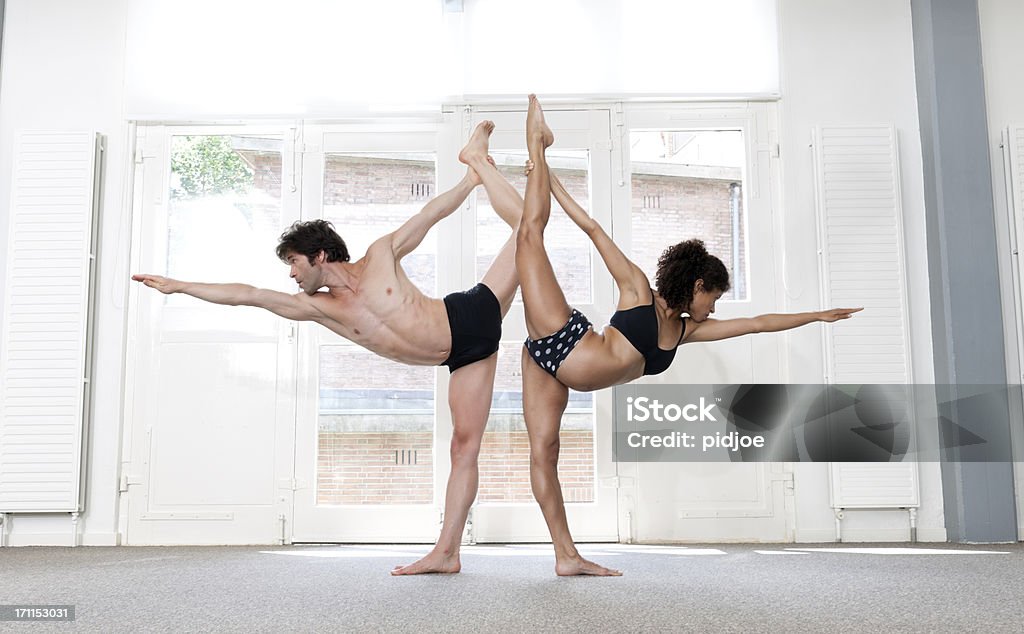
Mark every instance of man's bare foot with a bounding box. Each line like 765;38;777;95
555;556;622;577
465;156;497;187
527;94;554;149
390;550;462;576
458;120;495;165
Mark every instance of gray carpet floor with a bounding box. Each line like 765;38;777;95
2;542;1023;633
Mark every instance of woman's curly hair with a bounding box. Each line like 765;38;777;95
654;239;730;312
276;220;350;264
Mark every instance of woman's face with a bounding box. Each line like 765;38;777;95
688;280;723;322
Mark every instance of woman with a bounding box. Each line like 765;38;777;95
516;95;860;576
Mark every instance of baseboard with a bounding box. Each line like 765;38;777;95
6;533;76;547
1;532;120;547
795;527;948;543
794;529;836;543
82;532;120;546
916;528;947;542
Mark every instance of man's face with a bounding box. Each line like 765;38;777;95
286;252;321;295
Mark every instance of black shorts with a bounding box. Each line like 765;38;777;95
441;283;502;372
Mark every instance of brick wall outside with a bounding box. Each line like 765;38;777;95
317;431;434;505
476;164;594;303
316;429;594;505
241;150;282;199
321;156;438;294
630;175;747;300
473;428;595;504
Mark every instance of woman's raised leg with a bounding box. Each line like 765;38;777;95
517;95;573;340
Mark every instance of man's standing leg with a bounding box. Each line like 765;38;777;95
392;122;523;575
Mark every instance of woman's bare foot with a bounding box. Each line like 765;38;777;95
458;120;495;165
555;555;623;577
391;549;462;576
527;94;554;149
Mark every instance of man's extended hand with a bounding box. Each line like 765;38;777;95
132;274;183;295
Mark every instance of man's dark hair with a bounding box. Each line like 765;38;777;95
276;220;350;264
655;238;731;312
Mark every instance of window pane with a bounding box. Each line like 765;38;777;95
477;150;592;304
317;345;435;505
316;154;438;506
629;130;747;300
322;153;437;296
165;134;285;328
477;343;595;504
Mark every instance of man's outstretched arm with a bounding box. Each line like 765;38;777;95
132;274;319;322
385;171;478;260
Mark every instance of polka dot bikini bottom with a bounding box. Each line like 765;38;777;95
524;308;593;378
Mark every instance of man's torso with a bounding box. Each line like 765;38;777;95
308;243;451;365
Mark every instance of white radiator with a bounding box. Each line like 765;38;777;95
0;131;103;513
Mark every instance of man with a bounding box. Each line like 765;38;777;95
134;122;523;575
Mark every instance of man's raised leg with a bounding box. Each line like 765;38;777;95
459;119;524;315
459;120;524;231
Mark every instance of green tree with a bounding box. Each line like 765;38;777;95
170;136;254;199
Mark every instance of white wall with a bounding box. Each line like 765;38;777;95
0;0;960;545
0;0;129;545
777;0;944;541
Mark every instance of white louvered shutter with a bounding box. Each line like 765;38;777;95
812;125;918;511
812;125;912;384
0;131;103;513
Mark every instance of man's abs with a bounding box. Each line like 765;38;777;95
317;293;452;366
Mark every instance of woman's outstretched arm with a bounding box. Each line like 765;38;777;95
682;308;863;343
549;171;649;306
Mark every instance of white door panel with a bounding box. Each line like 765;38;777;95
125;126;299;545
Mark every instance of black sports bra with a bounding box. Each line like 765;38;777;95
608;295;685;376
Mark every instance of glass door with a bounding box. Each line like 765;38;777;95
618;103;793;542
291;124;446;541
466;108;619;542
290;111;620;543
125;125;299;544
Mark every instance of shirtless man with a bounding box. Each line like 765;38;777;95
133;122;524;575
